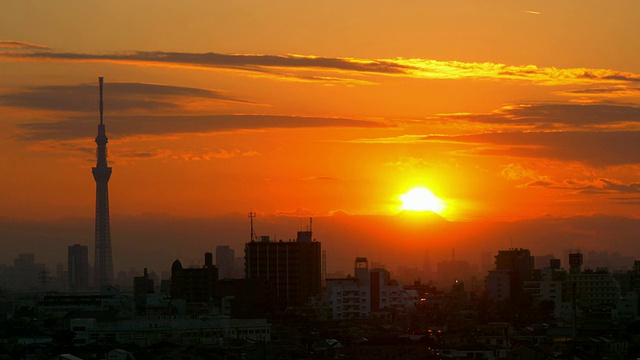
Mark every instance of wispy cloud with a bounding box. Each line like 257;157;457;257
350;134;428;144
16;114;390;141
384;156;431;170
2;48;640;85
500;163;544;181
170;149;260;161
299;176;342;181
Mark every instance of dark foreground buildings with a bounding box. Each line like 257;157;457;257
170;252;218;315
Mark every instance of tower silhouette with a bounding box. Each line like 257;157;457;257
93;77;114;287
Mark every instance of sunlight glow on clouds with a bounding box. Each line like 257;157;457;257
3;48;640;86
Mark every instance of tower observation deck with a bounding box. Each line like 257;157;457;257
92;77;114;287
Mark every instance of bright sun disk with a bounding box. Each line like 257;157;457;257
400;187;445;213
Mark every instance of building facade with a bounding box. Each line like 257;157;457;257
326;257;415;320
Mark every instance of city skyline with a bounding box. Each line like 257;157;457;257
1;2;639;273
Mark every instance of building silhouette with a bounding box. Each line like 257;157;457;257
68;244;89;291
244;230;321;310
92;77;114;287
486;248;534;302
133;268;155;315
216;245;236;279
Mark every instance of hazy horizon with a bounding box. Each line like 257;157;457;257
2;212;638;281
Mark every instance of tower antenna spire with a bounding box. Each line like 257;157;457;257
93;76;114;287
99;77;104;125
249;212;257;242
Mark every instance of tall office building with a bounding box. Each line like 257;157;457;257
245;230;322;310
92;77;114;287
68;244;89;291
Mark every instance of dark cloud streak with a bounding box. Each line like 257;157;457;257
4;51;410;74
423;131;640;166
17;114;390;141
0;40;48;50
0;82;246;113
438;103;640;128
525;178;640;195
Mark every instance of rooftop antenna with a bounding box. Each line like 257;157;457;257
248;212;257;242
310;217;313;237
99;77;104;125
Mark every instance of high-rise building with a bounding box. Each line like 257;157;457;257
245;231;321;310
490;248;534;301
68;244;89;291
92;77;114;287
569;252;583;274
216;245;236;279
495;248;534;281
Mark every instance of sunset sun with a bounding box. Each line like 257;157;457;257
400;187;445;214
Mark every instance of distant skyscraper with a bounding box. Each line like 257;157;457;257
93;77;114;287
12;253;45;291
216;245;236;279
68;244;89;291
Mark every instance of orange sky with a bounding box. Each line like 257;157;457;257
1;1;639;228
